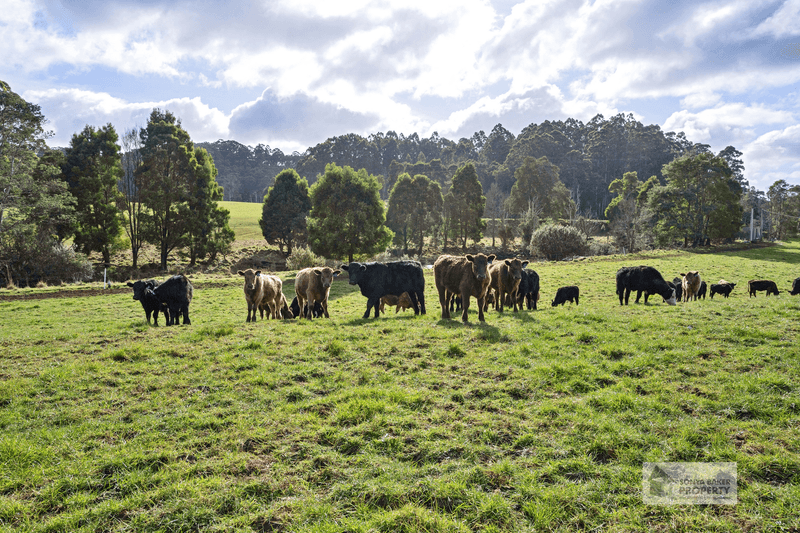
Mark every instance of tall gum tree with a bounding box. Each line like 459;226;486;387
0;81;76;284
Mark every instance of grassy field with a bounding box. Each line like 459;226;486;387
222;201;264;242
1;243;799;532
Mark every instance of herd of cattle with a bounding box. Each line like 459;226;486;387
126;255;800;325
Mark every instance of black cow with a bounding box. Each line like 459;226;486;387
341;260;426;319
148;274;193;325
289;296;323;318
790;277;800;295
616;266;677;306
710;282;736;299
672;277;684;302
127;279;169;325
697;280;707;300
552;286;579;306
515;269;540;310
748;279;779;297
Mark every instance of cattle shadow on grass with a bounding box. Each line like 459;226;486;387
342;314;423;327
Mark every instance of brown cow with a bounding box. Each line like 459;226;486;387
257;274;284;319
488;258;529;312
681;271;702;302
434;253;496;322
295;267;340;319
380;292;414;314
239;269;266;322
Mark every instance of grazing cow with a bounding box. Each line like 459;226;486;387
289;296;323;318
552;286;579;306
515;269;540;310
681;271;702;302
258;274;284;319
488;258;529;312
616;266;677;306
239;269;266;322
790;277;800;295
710;282;736;299
295;267;340;319
279;293;293;318
340;261;426;319
380;292;414;314
127;279;169;326
150;274;193;325
748;279;780;297
434;253;496;322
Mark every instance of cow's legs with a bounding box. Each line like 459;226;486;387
460;291;471;322
438;287;450;319
408;292;420;315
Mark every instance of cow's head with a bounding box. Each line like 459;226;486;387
665;288;677;306
681;271;700;285
127;280;154;301
466;253;496;280
340;262;366;285
769;282;780;295
504;258;529;281
238;269;261;291
314;267;341;289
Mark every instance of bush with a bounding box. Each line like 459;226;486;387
0;243;93;288
589;239;616;256
530;224;589;260
286;246;325;270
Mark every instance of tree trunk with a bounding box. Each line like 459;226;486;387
161;243;168;271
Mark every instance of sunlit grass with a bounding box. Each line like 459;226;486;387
1;241;799;531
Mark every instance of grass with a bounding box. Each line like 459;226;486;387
1;241;800;531
221;201;264;242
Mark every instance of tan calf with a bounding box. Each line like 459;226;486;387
295;266;340;319
681;271;702;302
488;258;529;312
380;292;414;314
434;253;496;322
257;274;284;319
239;269;266;322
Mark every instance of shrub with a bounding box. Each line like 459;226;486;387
286;246;325;270
530;224;589;260
0;243;93;287
589;239;616;256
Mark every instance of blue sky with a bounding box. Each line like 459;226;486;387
3;0;800;191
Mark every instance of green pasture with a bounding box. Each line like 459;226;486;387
1;243;799;532
221;201;263;241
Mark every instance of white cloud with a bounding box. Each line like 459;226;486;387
680;92;722;109
744;124;800;189
663;103;793;146
23;88;229;146
751;0;800;39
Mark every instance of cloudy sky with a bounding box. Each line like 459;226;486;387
3;0;800;191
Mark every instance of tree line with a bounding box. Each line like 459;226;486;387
4;78;799;286
1;81;233;285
